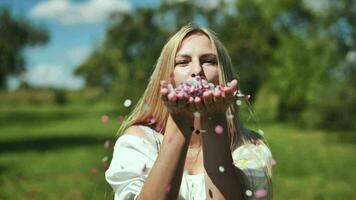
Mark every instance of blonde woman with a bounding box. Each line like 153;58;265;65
105;23;274;200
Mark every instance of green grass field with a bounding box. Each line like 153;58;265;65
0;102;355;199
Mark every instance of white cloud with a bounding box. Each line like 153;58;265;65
30;0;131;25
66;46;93;65
25;64;84;90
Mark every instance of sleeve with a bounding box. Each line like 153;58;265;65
105;135;159;200
232;143;273;199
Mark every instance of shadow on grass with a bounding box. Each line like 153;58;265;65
0;135;113;154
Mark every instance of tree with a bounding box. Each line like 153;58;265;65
0;7;49;89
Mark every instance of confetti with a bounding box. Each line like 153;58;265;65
90;167;97;174
101;115;109;123
103;140;111;149
101;156;108;163
258;129;264;135
244;94;251;101
255;188;268;198
169;72;175;80
165;184;171;192
245;190;253;197
215;125;224;135
218;166;225;172
117;115;125;124
193;111;200;118
271;159;277;166
123;99;132;107
235;99;242;106
143;104;150;111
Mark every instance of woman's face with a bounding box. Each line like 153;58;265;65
173;33;219;86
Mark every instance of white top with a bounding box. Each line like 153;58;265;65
105;125;273;200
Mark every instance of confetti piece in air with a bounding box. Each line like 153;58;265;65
227;114;234;119
90;167;97;174
123;99;132;107
193;111;200;118
101;115;109;123
150;117;156;124
165;184;171;192
218;166;225;172
215;125;223;135
102;156;108;163
229;127;236;134
169;72;175;80
255;188;268;198
235;99;242;106
244;94;251;101
103;140;111;149
271;159;277;166
258;129;264;135
117;115;125;124
209;189;213;198
143;104;150;111
155;124;162;132
245;190;253;197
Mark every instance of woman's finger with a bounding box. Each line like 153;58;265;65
202;91;213;108
194;97;205;111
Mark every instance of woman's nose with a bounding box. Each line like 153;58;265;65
191;60;203;77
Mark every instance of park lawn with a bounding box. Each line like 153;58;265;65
0;103;355;199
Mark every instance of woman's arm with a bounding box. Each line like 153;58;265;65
137;115;193;200
201;113;247;200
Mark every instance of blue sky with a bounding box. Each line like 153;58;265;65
0;0;159;90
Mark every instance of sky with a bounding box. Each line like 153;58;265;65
0;0;160;90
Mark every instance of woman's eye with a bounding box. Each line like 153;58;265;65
203;59;217;65
175;60;189;66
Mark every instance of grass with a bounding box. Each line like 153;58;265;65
0;102;355;199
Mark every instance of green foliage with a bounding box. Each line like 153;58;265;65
0;7;49;88
74;0;356;130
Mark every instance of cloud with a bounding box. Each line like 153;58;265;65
25;64;84;90
30;0;131;25
66;46;93;65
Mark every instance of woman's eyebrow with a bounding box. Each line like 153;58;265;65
200;53;217;59
175;54;191;59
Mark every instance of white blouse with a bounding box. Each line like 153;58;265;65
105;125;273;200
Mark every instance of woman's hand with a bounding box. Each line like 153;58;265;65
197;79;238;119
160;79;238;120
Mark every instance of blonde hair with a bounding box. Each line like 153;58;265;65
116;23;273;199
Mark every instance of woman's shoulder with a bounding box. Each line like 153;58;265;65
116;124;163;149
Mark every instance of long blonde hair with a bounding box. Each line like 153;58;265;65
116;23;273;199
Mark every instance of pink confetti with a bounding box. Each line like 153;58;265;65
215;125;224;134
169;72;175;80
101;115;109;123
271;159;277;166
165;184;171;192
244;94;251;101
103;140;111;149
155;124;162;132
117;116;124;124
254;188;268;198
90;167;97;174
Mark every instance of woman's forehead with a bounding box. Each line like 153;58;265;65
176;33;215;56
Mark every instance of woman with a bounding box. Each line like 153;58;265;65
105;23;274;200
